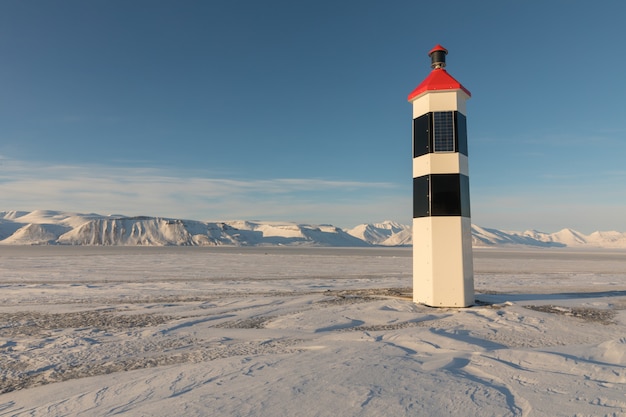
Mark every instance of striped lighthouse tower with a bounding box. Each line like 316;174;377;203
408;45;474;307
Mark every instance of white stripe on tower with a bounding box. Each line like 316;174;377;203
407;45;474;307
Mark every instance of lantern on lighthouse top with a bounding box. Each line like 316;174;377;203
408;45;474;308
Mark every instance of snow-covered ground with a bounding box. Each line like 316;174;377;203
0;246;625;416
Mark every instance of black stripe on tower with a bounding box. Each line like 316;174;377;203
413;174;470;218
413;111;467;157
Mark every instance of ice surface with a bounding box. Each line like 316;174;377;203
0;246;625;416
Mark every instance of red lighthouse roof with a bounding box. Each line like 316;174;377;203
428;44;448;56
407;45;471;101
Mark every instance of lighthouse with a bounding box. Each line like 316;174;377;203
408;45;474;307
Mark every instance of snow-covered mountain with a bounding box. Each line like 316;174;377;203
2;210;626;248
346;221;412;246
0;210;367;247
470;225;626;248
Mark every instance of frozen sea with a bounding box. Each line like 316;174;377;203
0;246;625;416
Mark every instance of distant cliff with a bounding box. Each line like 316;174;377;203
2;210;626;248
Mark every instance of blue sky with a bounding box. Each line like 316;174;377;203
1;0;625;233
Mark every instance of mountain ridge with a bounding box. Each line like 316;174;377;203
2;210;626;248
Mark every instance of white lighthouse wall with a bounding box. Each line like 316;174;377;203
411;90;469;118
413;153;469;178
412;217;433;305
412;216;474;307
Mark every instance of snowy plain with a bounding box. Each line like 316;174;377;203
0;246;625;416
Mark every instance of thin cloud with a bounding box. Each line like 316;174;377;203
0;159;404;226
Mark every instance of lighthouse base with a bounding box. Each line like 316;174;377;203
412;216;474;307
